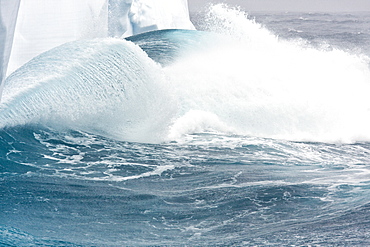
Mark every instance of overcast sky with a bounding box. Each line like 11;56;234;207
188;0;370;12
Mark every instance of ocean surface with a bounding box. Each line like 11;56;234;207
2;4;370;246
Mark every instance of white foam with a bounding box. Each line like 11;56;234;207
168;110;234;141
2;4;370;144
163;4;370;143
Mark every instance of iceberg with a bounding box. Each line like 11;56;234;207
0;0;21;99
0;0;194;100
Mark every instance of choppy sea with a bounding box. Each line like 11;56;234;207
1;4;370;246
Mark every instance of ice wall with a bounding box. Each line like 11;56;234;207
128;0;194;35
0;0;194;100
7;0;109;79
0;0;21;99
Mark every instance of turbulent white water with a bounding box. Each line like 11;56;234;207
166;5;370;143
1;4;370;144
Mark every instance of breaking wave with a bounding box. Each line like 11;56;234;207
1;4;370;144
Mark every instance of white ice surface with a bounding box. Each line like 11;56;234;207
0;0;194;99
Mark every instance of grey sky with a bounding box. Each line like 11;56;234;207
188;0;370;12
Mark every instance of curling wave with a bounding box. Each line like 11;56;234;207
0;38;175;143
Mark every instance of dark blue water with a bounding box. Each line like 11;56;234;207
2;5;370;246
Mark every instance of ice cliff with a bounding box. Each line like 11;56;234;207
0;0;194;99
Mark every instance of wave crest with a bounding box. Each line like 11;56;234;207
0;38;174;143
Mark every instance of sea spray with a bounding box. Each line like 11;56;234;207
165;4;370;143
1;4;370;144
